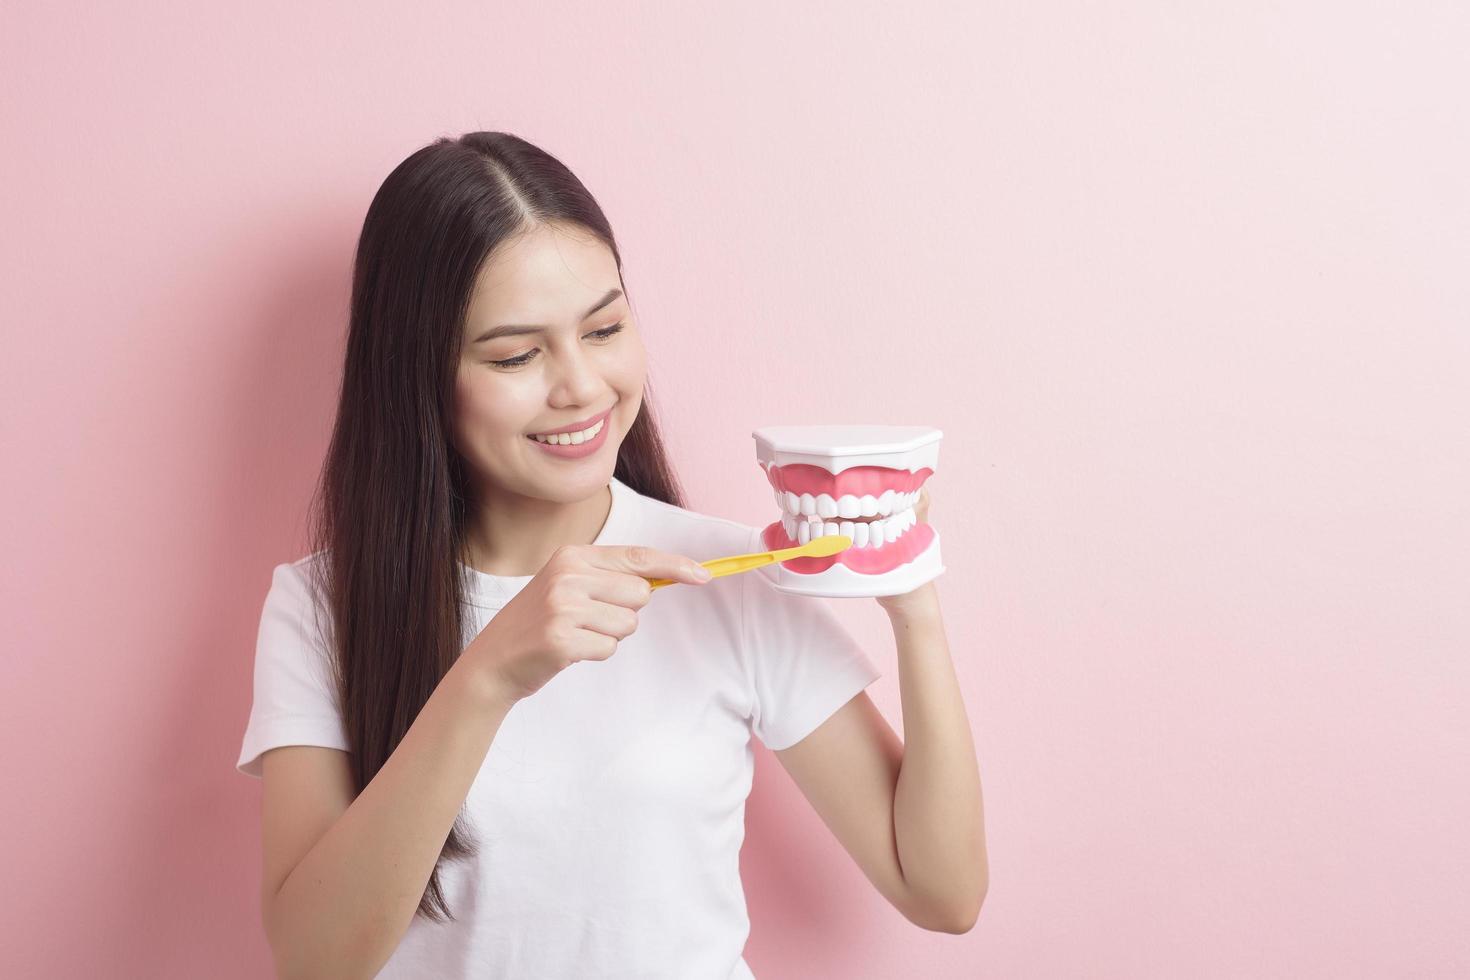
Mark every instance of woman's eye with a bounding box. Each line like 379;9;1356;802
489;321;625;368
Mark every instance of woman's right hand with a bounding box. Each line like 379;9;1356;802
467;544;712;706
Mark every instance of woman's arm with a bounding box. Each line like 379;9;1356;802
886;582;989;930
263;651;513;980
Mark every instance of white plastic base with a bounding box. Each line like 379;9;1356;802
755;528;945;598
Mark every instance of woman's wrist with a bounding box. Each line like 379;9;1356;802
877;580;941;621
454;642;520;715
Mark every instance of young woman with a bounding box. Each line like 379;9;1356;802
236;131;986;978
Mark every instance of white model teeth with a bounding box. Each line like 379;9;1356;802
781;503;914;550
773;490;919;520
531;418;604;445
770;486;924;550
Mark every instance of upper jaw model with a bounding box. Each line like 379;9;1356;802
753;424;945;598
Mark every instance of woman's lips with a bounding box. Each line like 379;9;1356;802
527;406;613;437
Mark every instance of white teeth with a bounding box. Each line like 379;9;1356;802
772;487;926;527
780;503;919;551
531;418;603;444
768;478;926;553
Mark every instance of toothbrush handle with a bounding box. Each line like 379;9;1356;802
646;549;791;590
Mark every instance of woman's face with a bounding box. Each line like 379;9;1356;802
453;222;646;504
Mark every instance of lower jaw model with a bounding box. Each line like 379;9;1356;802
754;425;945;598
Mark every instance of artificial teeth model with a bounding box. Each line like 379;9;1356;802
753;424;945;598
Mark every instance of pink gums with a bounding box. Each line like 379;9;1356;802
759;462;935;575
763;462;933;498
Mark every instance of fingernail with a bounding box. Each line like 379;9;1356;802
692;565;712;580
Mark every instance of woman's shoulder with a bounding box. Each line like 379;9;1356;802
618;483;760;557
265;549;325;588
284;547;330;570
262;550;333;619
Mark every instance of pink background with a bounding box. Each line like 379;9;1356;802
4;2;1467;977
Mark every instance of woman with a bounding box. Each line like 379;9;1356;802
236;131;986;978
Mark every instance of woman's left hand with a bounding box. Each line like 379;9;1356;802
874;485;938;615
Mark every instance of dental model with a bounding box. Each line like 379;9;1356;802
753;424;945;598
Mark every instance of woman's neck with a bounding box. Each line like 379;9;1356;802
462;481;612;576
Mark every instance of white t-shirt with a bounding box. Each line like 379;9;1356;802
237;474;882;979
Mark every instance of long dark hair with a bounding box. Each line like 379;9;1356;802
302;131;688;922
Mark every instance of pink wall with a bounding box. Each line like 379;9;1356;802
4;3;1467;977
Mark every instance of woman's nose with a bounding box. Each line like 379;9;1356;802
546;344;605;401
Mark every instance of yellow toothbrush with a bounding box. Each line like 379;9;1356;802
646;534;853;590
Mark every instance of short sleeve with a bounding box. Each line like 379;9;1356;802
235;560;351;778
739;528;883;751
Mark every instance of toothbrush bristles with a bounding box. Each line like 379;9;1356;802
801;534;852;557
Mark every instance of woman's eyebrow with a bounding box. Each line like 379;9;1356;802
471;287;623;344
